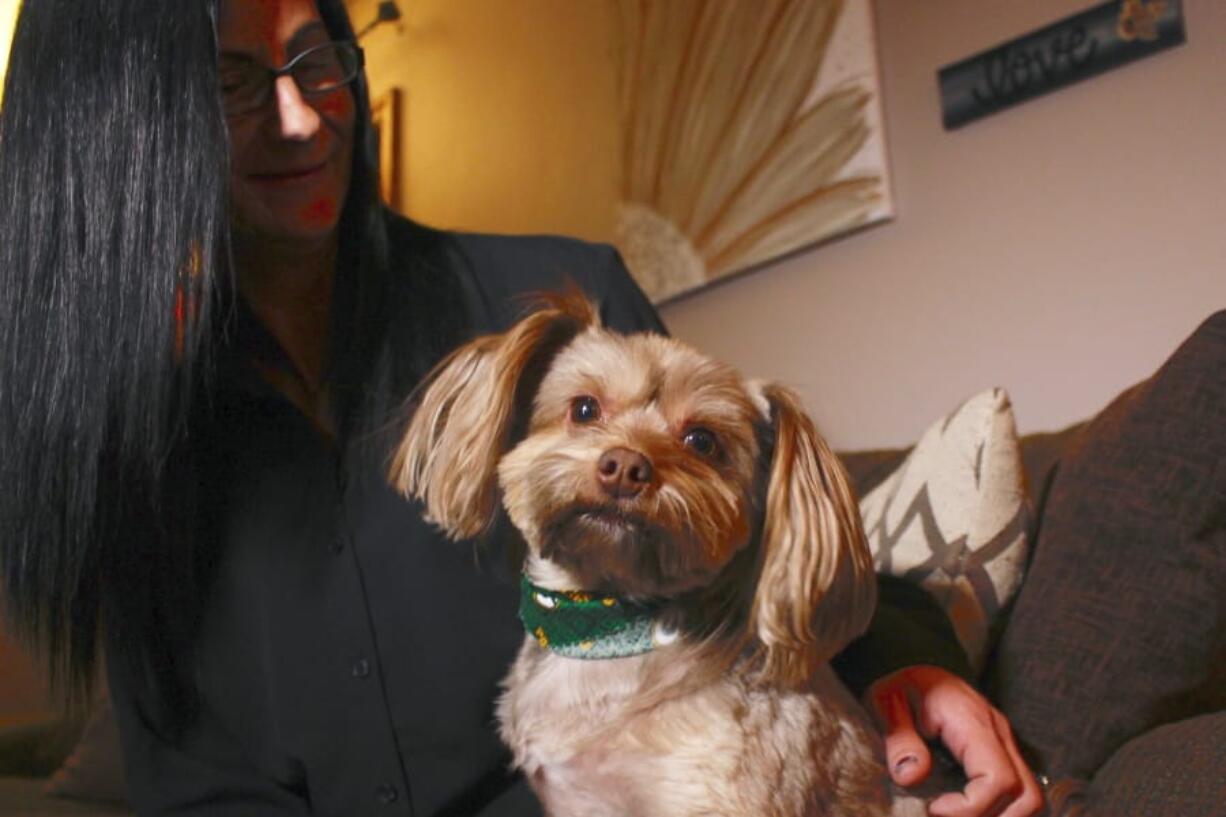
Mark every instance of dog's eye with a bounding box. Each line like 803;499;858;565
570;396;602;424
682;427;718;456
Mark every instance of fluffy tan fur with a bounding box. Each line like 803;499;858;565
391;293;596;539
750;383;877;686
391;296;925;817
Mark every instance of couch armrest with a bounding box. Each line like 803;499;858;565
0;718;83;778
1069;712;1226;817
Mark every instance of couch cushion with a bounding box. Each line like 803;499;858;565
1083;711;1226;817
0;718;82;778
988;310;1226;781
857;388;1031;673
0;776;131;816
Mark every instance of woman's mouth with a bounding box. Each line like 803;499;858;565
248;161;328;184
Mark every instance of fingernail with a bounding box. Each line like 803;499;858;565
894;754;918;773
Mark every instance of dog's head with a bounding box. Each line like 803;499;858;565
391;294;875;682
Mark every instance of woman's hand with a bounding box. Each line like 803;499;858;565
864;665;1045;817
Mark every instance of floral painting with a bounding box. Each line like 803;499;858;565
610;0;894;303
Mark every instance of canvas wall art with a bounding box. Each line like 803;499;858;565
611;0;895;303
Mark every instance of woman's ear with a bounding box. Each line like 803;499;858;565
390;293;597;539
748;383;877;686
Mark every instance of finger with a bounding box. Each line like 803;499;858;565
867;686;932;787
991;711;1045;817
926;712;1019;817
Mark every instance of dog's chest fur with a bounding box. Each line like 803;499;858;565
498;640;924;817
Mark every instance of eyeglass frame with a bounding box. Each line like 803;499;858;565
220;40;365;117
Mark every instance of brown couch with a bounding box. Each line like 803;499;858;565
843;309;1226;817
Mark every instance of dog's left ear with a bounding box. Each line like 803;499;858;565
390;293;598;540
747;383;877;686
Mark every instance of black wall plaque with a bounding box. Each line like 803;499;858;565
938;0;1186;130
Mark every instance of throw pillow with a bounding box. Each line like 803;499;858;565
858;388;1030;673
988;310;1226;781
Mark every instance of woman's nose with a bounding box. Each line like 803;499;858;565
272;75;321;141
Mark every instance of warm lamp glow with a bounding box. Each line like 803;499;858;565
0;0;20;107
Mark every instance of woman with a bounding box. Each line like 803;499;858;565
0;1;1041;815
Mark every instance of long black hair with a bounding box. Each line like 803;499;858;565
0;0;228;709
0;0;466;716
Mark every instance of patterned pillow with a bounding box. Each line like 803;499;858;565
858;388;1030;673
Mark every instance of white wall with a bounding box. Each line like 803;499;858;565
661;0;1226;448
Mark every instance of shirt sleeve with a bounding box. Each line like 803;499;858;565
830;574;974;698
591;245;973;697
591;244;668;336
106;659;312;816
471;777;546;817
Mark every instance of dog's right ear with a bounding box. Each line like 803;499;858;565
746;383;877;686
390;292;598;540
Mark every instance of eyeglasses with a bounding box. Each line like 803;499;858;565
220;41;364;117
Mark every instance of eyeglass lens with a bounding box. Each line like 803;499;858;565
222;42;359;115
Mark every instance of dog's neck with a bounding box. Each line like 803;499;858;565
510;558;760;741
519;542;760;664
519;575;677;660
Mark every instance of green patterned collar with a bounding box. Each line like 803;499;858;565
518;575;676;659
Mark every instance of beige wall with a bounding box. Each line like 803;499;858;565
354;0;1226;449
663;0;1226;448
350;0;620;241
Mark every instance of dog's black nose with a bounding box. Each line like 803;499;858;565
596;447;653;498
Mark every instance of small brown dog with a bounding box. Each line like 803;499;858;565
392;294;927;817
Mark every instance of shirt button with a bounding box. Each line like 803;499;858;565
352;658;371;679
376;783;398;804
329;535;346;555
